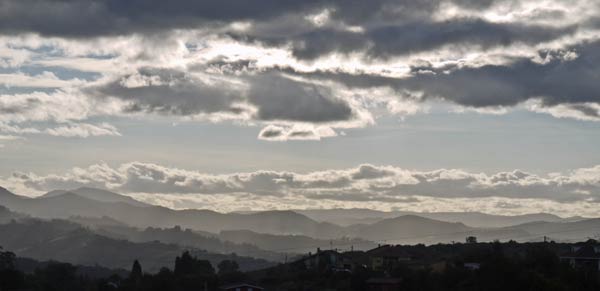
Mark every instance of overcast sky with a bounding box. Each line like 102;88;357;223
1;0;600;216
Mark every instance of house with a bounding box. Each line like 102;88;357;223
366;245;412;271
366;277;402;291
336;250;368;272
465;236;477;244
302;249;342;271
219;283;264;291
560;245;600;272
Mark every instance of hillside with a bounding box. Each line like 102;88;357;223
295;208;567;228
220;229;378;254
0;187;344;238
0;218;273;272
42;187;149;207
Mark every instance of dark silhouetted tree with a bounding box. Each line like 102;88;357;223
174;251;214;277
128;260;143;291
217;260;239;275
174;251;216;291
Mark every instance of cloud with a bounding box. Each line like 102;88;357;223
92;67;247;117
0;0;598;139
0;71;85;88
0;89;115;123
281;19;575;60
258;124;337;141
278;39;600;116
0;134;22;149
44;122;121;138
246;73;354;123
0;0;506;37
10;162;600;204
91;67;367;125
0;0;325;37
0;87;123;138
527;100;600;121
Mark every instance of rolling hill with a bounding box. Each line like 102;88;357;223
0;187;345;238
0;217;273;272
295;208;568;228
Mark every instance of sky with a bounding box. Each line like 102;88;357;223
1;0;600;216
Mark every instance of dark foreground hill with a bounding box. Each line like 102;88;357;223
68;215;283;261
0;218;273;272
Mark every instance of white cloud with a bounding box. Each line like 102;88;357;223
9;162;600;204
5;162;600;216
45;122;121;138
258;124;337;141
527;99;600;121
0;0;598;142
0;71;85;88
0;134;22;141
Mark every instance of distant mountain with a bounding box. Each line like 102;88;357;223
0;187;345;238
68;215;130;229
220;229;378;254
506;218;600;242
347;215;471;243
42;187;149;207
414;212;564;228
346;215;533;244
4;186;599;246
67;217;283;261
294;208;391;226
0;204;27;223
0;186;32;208
0;218;273;272
295;208;567;228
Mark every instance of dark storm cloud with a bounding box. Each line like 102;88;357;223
91;68;356;123
0;0;531;38
92;68;245;116
279;40;600;109
2;0;595;124
0;0;323;37
288;19;574;60
247;74;353;123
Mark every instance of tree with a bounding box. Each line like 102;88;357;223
0;247;24;291
35;262;79;291
174;251;217;290
128;260;143;291
217;260;239;275
0;247;16;270
466;236;478;244
130;260;143;279
174;251;215;277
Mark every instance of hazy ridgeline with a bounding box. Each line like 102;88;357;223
1;186;600;274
